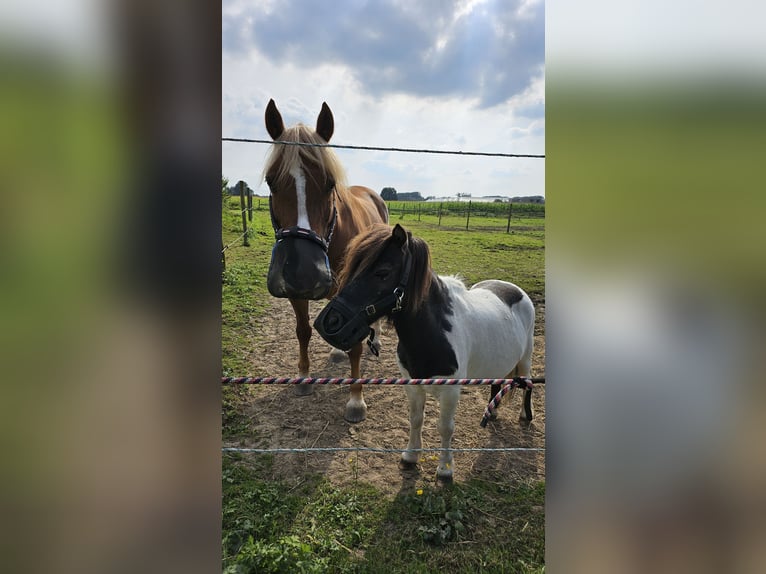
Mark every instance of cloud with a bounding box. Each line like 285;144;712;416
223;0;544;108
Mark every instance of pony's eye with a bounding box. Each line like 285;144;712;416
375;268;390;280
326;178;335;192
265;176;275;189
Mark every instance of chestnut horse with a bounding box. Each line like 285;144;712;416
262;99;388;422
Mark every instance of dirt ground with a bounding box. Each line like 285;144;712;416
225;296;545;493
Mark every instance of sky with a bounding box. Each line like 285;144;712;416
222;0;545;199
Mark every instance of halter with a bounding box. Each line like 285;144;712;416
269;191;338;252
313;241;413;354
361;245;412;318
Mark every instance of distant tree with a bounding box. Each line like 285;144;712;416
381;187;398;201
397;192;424;201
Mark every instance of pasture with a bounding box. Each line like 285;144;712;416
222;202;545;573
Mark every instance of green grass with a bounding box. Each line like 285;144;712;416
222;201;545;573
223;457;545;573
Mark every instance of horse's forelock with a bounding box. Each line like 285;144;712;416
262;124;347;190
337;224;392;290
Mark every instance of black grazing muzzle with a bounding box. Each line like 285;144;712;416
266;194;337;299
314;246;412;351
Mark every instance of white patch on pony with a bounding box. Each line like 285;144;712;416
289;165;311;230
398;275;536;480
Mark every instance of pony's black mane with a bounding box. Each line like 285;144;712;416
338;225;434;313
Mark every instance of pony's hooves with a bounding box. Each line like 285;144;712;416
344;403;367;423
518;415;533;428
328;347;346;363
294;384;315;396
399;458;418;471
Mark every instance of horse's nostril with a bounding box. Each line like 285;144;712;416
326;311;342;332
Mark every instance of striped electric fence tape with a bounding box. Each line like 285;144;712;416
481;380;532;428
221;376;545;386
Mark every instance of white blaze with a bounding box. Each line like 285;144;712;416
289;165;311;230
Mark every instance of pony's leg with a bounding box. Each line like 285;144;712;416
436;388;460;483
517;352;534;423
401;386;426;469
488;367;519;421
488;381;507;421
289;299;313;396
344;342;367;422
367;319;383;356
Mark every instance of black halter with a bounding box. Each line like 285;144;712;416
361;245;412;318
269;193;337;252
313;243;413;352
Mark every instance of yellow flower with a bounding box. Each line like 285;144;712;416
416;489;424;496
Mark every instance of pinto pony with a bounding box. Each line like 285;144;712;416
262;99;388;422
315;223;535;481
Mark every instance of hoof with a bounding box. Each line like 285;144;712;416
436;472;454;485
518;415;533;428
344;401;367;423
328;347;346;363
399;458;418;471
294;384;315;396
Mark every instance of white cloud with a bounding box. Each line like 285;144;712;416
222;0;545;198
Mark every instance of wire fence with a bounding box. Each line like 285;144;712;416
222;137;546;459
222;376;546;456
222;137;545;158
222;136;544;253
223;446;544;455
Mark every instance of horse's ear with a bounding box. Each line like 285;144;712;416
265;99;285;140
316;102;334;142
391;223;408;247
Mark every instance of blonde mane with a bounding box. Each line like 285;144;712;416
262;124;348;190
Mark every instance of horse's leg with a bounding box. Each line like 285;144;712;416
436;387;460;483
344;342;366;422
289;299;313;396
400;386;425;469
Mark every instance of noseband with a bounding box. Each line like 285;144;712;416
269;192;337;252
313;242;413;352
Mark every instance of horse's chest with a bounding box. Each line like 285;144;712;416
396;330;459;379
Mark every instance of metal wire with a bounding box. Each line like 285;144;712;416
223;446;544;454
222;137;545;159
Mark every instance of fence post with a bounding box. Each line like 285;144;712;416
247;188;253;222
438;202;443;226
506;201;513;233
417;203;421;221
238;181;250;246
466;200;472;230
